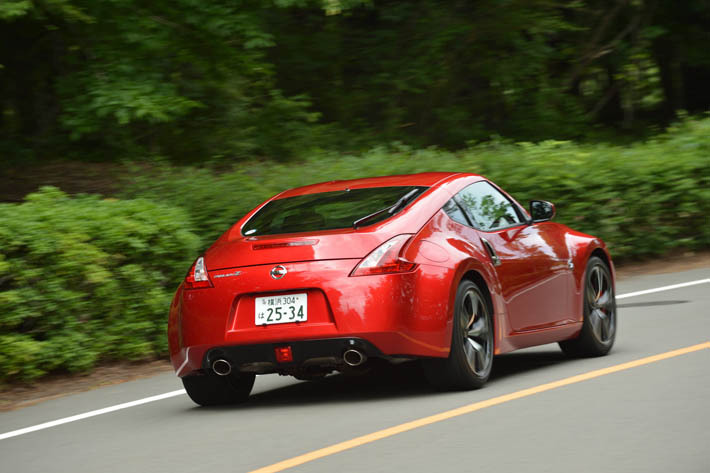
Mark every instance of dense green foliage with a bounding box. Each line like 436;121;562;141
1;0;709;383
2;1;710;160
127;116;710;259
1;117;708;382
0;189;199;381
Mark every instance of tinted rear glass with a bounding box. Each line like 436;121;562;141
242;186;428;236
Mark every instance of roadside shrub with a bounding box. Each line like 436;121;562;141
471;117;710;258
3;118;707;383
0;188;200;382
126;117;710;259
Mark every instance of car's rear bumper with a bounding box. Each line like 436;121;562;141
201;337;384;374
171;329;449;377
168;259;456;376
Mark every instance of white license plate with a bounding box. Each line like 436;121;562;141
255;293;307;325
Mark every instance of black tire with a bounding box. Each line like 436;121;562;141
559;256;616;357
182;372;256;407
423;279;494;390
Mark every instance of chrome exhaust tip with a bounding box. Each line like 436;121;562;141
212;359;232;376
343;349;366;367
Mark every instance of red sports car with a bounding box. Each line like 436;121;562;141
168;172;616;406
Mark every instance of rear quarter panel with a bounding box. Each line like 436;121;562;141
404;210;506;355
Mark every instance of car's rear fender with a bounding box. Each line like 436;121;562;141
404;210;504;356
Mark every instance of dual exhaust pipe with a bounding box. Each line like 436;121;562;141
342;349;366;367
211;348;366;375
212;359;232;376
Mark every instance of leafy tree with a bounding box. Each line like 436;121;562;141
0;0;324;160
1;0;709;161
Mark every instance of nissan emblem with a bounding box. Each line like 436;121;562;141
270;265;287;279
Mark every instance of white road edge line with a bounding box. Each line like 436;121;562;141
0;390;186;441
616;278;710;299
1;276;709;442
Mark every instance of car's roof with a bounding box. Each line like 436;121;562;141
276;172;479;199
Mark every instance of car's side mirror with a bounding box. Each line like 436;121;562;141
530;200;555;222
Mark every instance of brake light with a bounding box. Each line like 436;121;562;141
252;240;318;250
184;256;213;289
350;234;417;276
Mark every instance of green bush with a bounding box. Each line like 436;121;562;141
126;117;710;259
3;117;708;383
0;188;200;382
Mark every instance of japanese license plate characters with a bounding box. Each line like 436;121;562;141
255;293;307;325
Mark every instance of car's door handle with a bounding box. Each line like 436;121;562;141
480;237;501;266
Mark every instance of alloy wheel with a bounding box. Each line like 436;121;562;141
586;264;615;343
461;288;493;376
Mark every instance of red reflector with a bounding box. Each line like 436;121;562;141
274;346;293;363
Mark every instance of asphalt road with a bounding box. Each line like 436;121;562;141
1;267;709;473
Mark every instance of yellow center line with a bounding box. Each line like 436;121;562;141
249;341;710;473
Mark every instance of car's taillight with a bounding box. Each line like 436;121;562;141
350;234;417;276
184;256;213;289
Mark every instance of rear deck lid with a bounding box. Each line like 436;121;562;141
206;232;389;270
205;185;428;270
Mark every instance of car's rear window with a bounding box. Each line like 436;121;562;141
242;186;428;236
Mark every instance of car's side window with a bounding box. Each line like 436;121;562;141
456;181;523;232
442;199;470;226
